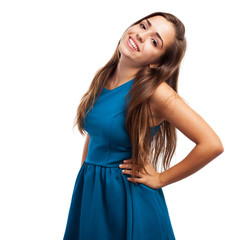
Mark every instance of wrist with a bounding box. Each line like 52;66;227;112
158;172;167;188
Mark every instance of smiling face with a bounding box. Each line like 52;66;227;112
118;15;176;68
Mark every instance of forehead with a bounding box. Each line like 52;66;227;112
145;16;175;47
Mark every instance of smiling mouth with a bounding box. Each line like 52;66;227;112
128;37;139;52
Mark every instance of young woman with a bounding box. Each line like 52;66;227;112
63;11;224;240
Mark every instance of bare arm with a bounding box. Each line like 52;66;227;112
80;133;90;167
149;82;224;188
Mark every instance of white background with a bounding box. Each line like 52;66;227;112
0;0;231;239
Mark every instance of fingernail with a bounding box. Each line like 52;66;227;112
119;164;122;167
123;160;127;163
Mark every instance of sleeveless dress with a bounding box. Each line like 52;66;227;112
63;78;176;240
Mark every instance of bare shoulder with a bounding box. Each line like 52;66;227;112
148;82;180;125
149;82;180;113
149;82;223;148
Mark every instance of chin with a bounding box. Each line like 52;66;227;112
119;45;136;60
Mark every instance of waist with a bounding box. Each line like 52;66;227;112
84;152;132;168
84;161;123;168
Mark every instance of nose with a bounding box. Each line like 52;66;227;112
136;30;151;43
136;32;144;43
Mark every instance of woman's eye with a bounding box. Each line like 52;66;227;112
152;39;157;47
139;23;157;47
140;23;146;29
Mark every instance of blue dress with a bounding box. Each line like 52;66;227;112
63;78;176;240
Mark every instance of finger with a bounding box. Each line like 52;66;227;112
127;176;144;183
123;159;131;163
122;163;140;170
119;163;132;169
122;169;141;178
124;163;132;169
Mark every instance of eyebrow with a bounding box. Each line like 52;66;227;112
145;19;164;49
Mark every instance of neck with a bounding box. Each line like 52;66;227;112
112;57;141;84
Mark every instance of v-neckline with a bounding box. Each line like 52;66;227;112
103;78;134;91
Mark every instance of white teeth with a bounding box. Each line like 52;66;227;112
129;38;138;51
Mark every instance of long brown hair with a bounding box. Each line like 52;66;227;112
73;12;187;183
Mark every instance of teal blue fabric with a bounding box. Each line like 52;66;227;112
63;78;175;240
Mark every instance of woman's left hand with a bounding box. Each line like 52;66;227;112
119;159;163;189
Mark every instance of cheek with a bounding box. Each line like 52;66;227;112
143;44;164;61
119;33;130;50
139;49;159;64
